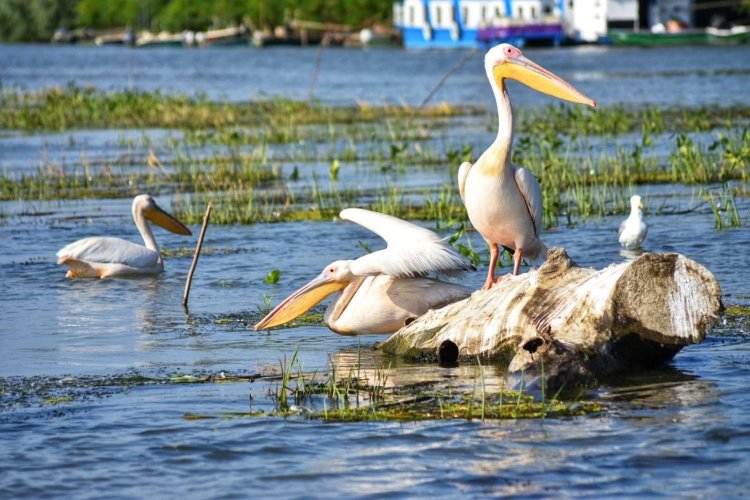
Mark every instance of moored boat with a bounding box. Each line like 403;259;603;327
706;25;750;44
478;19;564;47
393;0;573;49
136;31;185;48
609;25;750;46
608;29;708;46
197;25;249;46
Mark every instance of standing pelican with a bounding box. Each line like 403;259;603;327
619;195;647;249
254;208;474;335
459;44;596;289
57;194;192;278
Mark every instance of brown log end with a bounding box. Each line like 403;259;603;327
610;253;723;346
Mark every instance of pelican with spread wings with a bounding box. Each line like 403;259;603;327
459;44;596;289
57;194;192;279
254;208;474;335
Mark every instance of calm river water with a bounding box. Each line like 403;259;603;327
1;43;750;497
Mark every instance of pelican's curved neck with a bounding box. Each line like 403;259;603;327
485;66;514;173
133;205;159;253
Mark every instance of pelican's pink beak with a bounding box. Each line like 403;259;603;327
494;47;596;108
253;273;347;331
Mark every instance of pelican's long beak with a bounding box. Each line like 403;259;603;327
145;204;192;235
494;53;596;107
254;273;347;331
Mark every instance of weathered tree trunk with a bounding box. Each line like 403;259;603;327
378;248;723;389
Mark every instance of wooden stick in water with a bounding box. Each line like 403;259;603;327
183;202;213;308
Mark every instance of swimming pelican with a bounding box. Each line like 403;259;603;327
619;195;647;249
254;208;474;335
459;43;596;289
57;194;192;278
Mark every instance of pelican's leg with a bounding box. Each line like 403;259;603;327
482;243;500;290
512;248;523;276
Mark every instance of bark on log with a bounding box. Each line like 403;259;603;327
377;248;723;389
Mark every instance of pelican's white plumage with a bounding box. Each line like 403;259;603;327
57;194;192;278
460;43;595;289
340;208;474;278
254;208;474;335
619;195;647;249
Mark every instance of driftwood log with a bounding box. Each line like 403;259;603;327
378;248;723;389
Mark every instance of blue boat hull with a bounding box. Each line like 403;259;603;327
399;24;564;49
399;26;480;48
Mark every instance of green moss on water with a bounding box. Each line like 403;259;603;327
2;366;603;423
43;396;75;404
160;246;247;258
725;305;750;317
311;398;603;422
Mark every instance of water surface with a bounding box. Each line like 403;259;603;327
1;43;750;497
2;44;749;107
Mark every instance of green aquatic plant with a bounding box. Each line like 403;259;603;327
515;103;750;138
0;147;281;202
711;129;750;183
263;269;281;285
274;347;301;413
256;294;274;317
329;159;341;181
448;222;482;267
704;184;742;229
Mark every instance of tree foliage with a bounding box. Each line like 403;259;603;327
0;0;394;42
0;0;78;41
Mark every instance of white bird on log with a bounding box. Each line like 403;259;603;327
57;194;192;278
619;194;647;250
459;43;596;289
253;208;474;335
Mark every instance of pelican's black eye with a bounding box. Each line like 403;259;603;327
329;268;334;273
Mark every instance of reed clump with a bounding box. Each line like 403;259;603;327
515;104;750;137
0;85;479;132
3;86;748;229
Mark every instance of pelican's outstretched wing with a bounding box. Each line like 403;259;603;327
339;208;474;278
57;237;160;268
457;161;473;204
514;167;543;236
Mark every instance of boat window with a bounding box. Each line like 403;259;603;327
463;7;469;24
531;6;536;17
436;5;442;25
409;6;415;24
518;6;524;18
481;6;487;21
496;6;502;18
